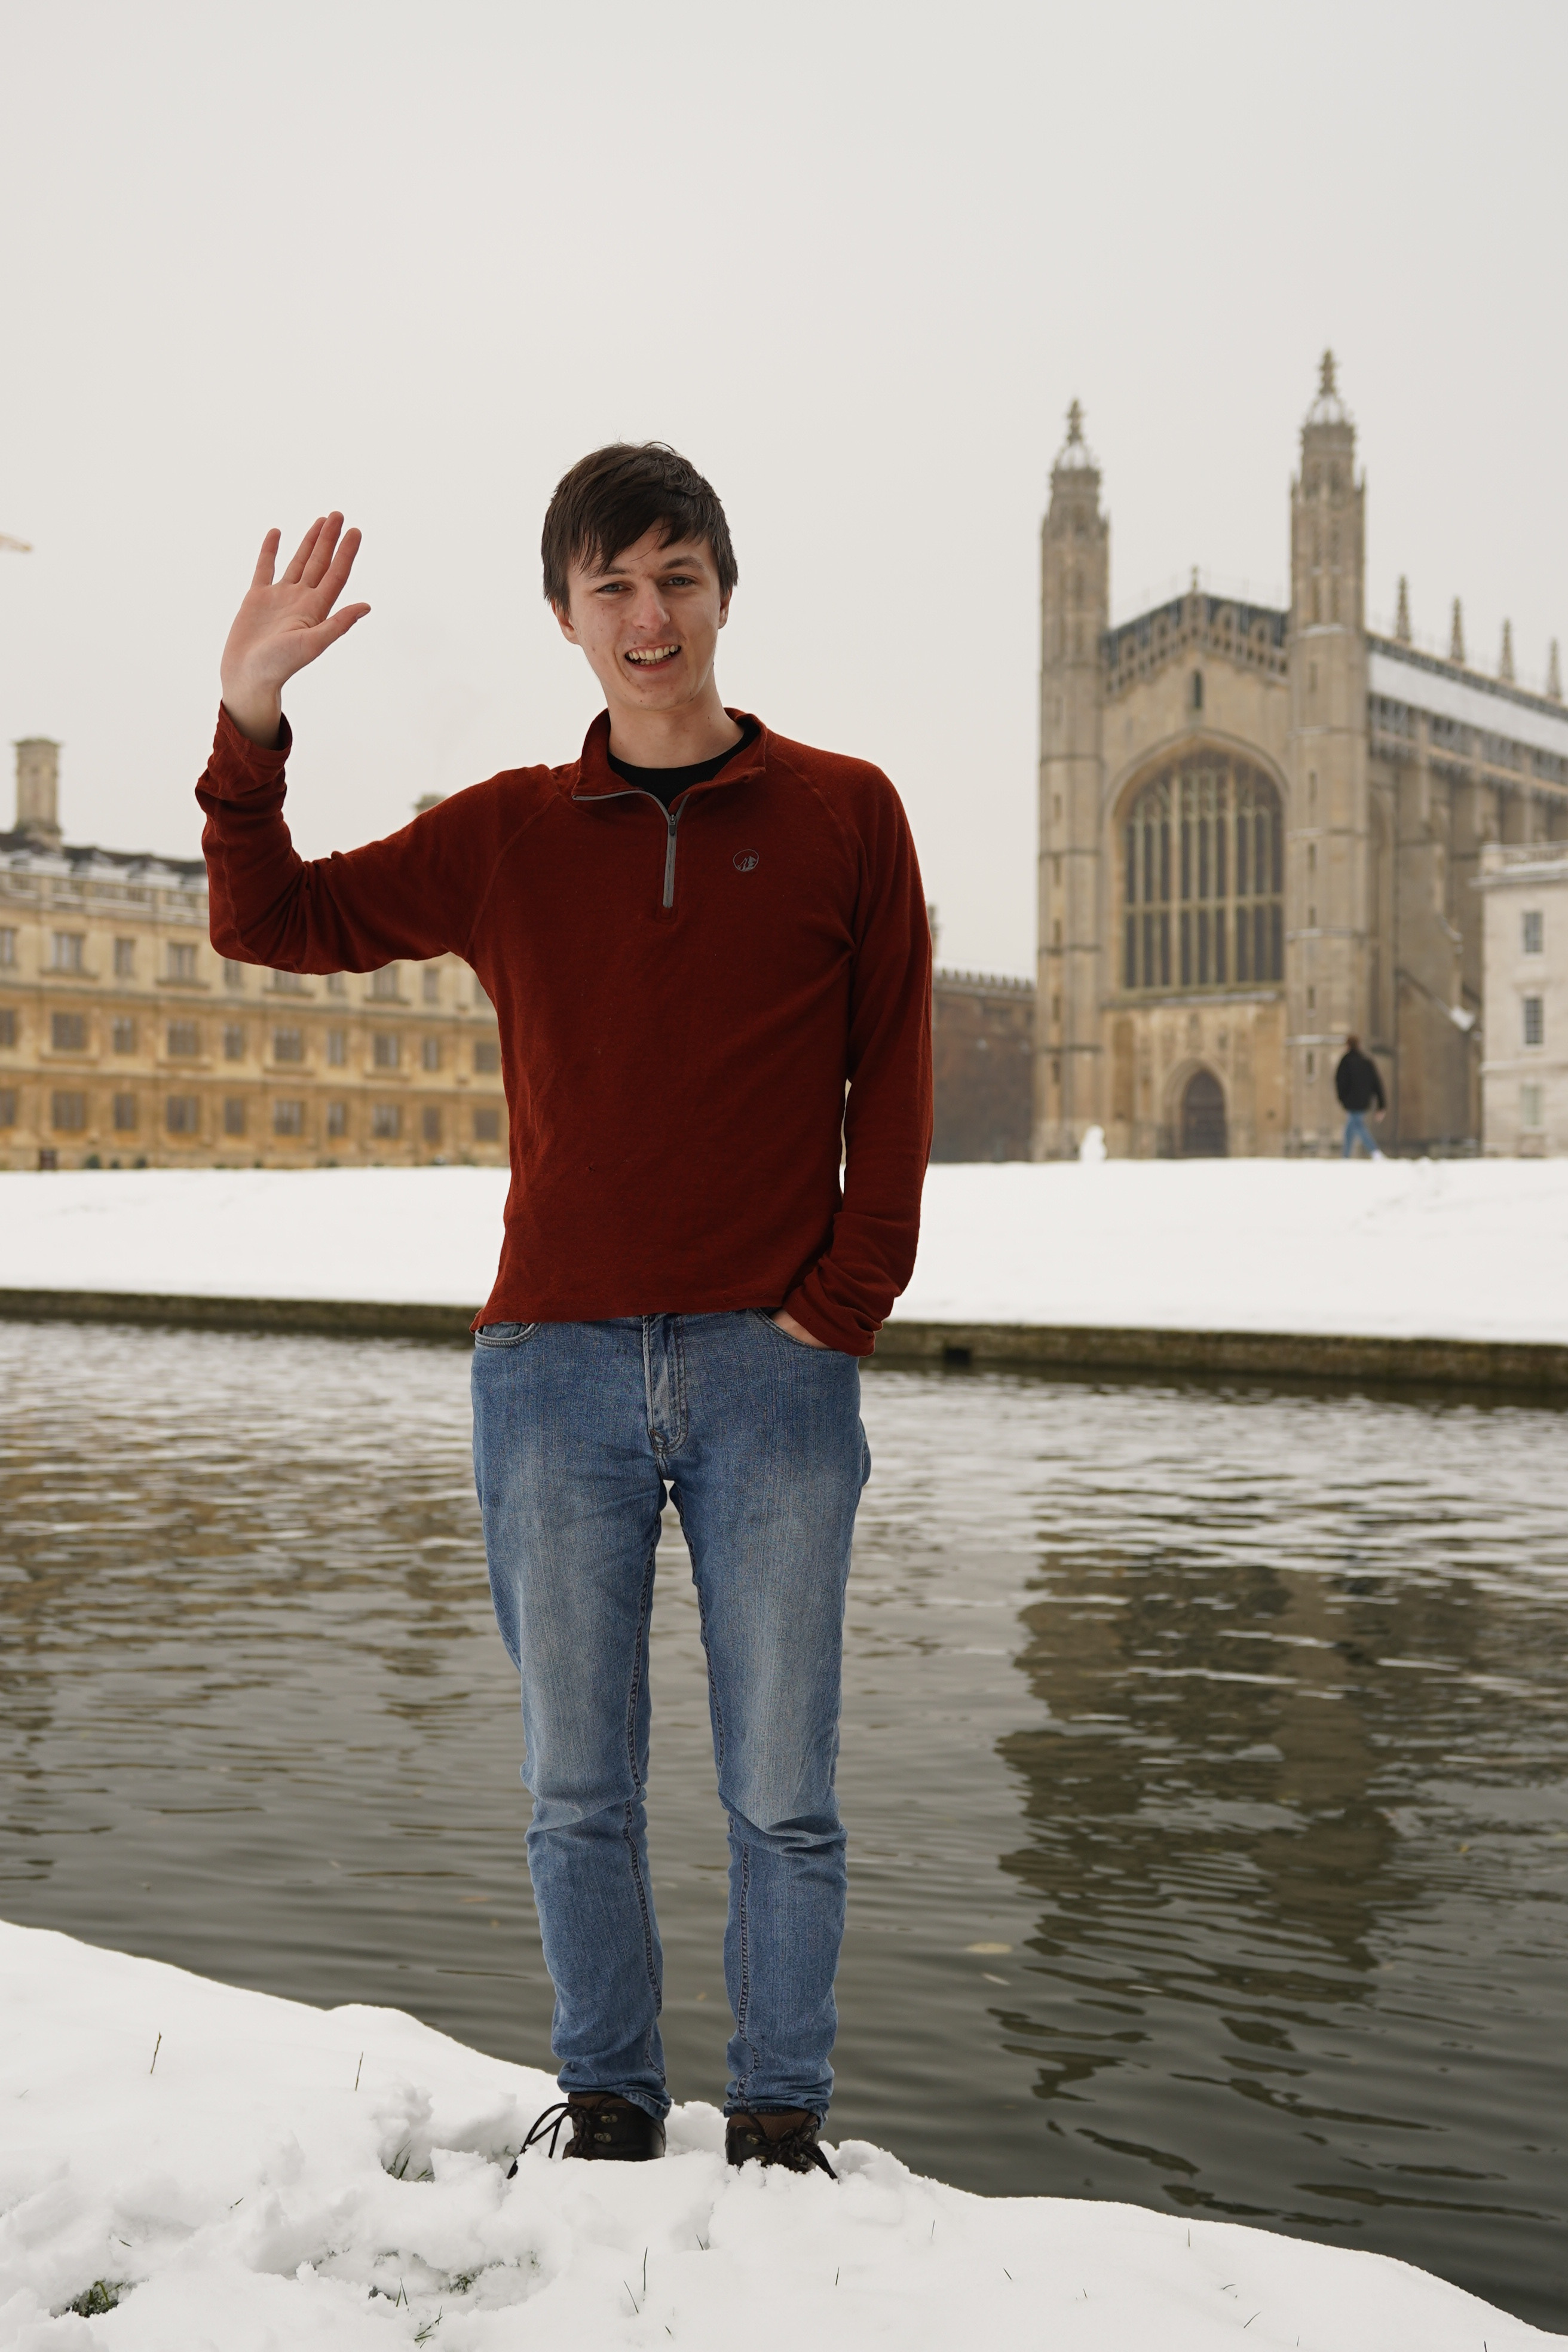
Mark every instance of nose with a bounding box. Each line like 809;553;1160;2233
626;581;672;634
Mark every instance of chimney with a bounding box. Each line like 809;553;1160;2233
14;739;62;849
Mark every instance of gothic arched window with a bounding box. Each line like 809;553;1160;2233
1122;755;1283;994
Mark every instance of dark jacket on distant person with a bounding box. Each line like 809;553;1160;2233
1334;1048;1385;1114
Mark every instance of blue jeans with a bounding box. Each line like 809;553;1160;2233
471;1311;869;2123
1342;1110;1381;1157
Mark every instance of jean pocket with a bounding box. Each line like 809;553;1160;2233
473;1321;538;1349
748;1309;844;1356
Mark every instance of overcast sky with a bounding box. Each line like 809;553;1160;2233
2;1;1563;976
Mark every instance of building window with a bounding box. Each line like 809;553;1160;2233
271;970;307;994
53;1091;88;1132
51;1012;87;1052
421;1105;442;1144
112;1018;137;1054
422;968;441;1005
223;959;247;991
273;1100;305;1136
326;1101;348;1138
166;1095;200;1135
114;938;136;976
272;1027;305;1063
51;932;85;973
112;1094;138;1132
372;1102;402;1139
0;1010;16;1048
223;1098;247;1137
0;927;16;967
1122;755;1283;994
373;1033;400;1069
0;1089;16;1127
473;1038;501;1073
1523;996;1544;1048
369;966;400;1000
1523;910;1544;955
1306;1051;1316;1079
1521;1082;1544;1131
326;972;347;997
473;1107;501;1143
167;1021;201;1058
223;1024;246;1060
421;1036;441;1071
326;1030;347;1067
167;942;198;982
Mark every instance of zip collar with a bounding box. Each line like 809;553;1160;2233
568;707;768;806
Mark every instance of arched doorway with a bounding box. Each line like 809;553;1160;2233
1180;1067;1227;1157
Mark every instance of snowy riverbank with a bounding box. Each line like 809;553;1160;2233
0;1920;1555;2350
1;1159;1566;1345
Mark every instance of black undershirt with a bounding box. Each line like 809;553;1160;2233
606;718;760;809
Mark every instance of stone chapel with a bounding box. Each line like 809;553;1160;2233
1035;357;1568;1156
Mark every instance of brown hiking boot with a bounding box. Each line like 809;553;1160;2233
507;2093;666;2171
725;2108;837;2178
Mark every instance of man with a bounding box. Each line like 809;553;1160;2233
198;443;932;2177
1334;1033;1386;1159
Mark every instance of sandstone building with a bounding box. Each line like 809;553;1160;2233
1036;360;1568;1156
1477;843;1567;1155
930;962;1034;1162
0;743;507;1171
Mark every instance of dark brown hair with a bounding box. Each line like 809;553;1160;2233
541;442;737;611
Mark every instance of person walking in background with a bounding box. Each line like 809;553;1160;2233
197;445;932;2179
1335;1033;1386;1159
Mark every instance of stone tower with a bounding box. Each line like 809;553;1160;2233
1035;402;1108;1155
13;739;63;850
1285;353;1369;1145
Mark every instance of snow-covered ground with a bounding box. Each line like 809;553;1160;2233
1;1921;1554;2351
1;1159;1566;1344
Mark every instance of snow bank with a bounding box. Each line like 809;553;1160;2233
0;1921;1552;2350
1;1159;1566;1345
902;1158;1568;1345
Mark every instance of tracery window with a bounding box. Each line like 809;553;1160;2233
1122;754;1283;994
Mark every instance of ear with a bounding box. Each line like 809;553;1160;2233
717;591;733;632
551;598;580;645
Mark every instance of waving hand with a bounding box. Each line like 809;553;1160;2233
220;513;370;746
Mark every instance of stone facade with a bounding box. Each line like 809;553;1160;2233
0;744;507;1171
1477;843;1568;1155
1035;365;1568;1157
931;967;1034;1161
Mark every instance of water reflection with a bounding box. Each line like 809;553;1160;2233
983;1388;1568;2325
1;1329;1564;2329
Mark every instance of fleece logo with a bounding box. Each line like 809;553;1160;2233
733;850;760;873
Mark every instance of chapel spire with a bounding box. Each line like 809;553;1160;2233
1291;350;1361;629
1450;599;1466;666
1499;620;1515;683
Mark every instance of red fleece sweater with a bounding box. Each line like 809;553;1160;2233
197;706;932;1355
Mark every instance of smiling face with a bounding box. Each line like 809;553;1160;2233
553;527;731;724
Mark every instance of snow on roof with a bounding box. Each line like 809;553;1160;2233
1368;641;1568;762
0;831;206;888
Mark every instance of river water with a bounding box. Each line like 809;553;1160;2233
2;1322;1565;2330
